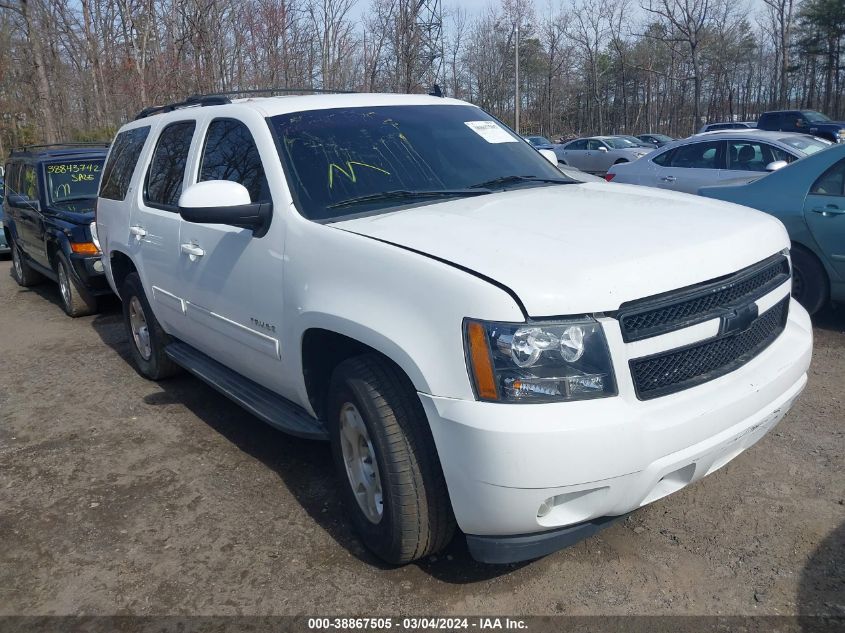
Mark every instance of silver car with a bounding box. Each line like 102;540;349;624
554;136;653;173
605;131;832;194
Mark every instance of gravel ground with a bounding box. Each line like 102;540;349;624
0;257;842;617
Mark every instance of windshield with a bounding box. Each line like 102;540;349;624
778;136;831;155
269;105;571;221
651;134;673;142
803;111;831;123
45;160;104;205
527;136;552;146
604;137;641;149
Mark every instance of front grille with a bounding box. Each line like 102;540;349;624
618;255;790;342
630;297;789;400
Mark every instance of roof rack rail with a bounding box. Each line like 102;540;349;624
133;87;357;119
15;142;110;152
134;94;232;120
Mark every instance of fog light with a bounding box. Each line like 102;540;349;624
93;260;104;272
537;497;554;518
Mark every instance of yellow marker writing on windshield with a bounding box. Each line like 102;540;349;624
329;161;390;188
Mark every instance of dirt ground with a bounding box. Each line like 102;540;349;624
0;257;843;618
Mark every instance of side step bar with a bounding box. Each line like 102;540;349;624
165;341;329;441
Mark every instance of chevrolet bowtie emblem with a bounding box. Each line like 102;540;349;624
721;302;759;335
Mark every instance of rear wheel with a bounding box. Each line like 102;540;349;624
791;247;829;315
56;252;98;317
327;354;455;564
11;239;44;287
121;272;181;380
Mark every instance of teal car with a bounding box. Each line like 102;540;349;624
699;144;845;314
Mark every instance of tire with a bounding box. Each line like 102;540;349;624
791;246;829;315
121;272;181;380
11;239;45;287
327;354;455;565
56;252;98;317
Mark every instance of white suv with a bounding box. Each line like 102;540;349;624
96;93;812;565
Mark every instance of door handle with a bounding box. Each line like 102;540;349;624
661;176;676;182
181;243;205;259
811;206;845;216
129;225;147;238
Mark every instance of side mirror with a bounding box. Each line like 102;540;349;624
765;160;788;172
538;149;557;165
598;146;608;152
7;193;39;210
178;181;271;238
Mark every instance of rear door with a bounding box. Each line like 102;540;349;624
561;139;589;170
645;140;725;193
803;158;845;279
174;114;287;391
130;120;196;336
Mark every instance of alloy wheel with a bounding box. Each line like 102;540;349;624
339;402;384;524
128;296;152;360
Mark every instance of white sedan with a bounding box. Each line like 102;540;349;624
605;131;831;193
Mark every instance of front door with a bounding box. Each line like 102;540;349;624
803;158;845;279
175;115;287;393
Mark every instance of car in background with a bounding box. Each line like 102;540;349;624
698;121;757;133
0;174;8;256
615;135;655;148
605;131;831;194
3;143;110;316
699;143;845;315
555;136;653;173
524;135;555;150
637;133;674;148
756;109;845;144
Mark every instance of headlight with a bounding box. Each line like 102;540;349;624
89;221;100;251
464;318;617;403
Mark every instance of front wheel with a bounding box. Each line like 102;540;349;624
121;272;181;380
56;252;98;317
327;354;455;564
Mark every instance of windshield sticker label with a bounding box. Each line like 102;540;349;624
464;121;518;143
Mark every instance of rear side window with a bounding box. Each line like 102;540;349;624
811;159;845;196
199;119;270;202
4;163;20;196
145;121;196;210
667;141;723;169
100;126;150;201
568;139;588;150
652;149;675;166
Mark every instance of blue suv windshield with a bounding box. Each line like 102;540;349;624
45;159;105;205
269;105;571;221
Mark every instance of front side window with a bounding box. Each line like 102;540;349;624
199;119;270;202
811;159;845;196
45;159;105;205
270;105;570;221
727;141;791;171
145;121;196;210
587;139;605;151
21;165;37;200
668;141;723;169
101;126;151;201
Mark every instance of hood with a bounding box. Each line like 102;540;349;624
46;199;96;223
332;183;790;316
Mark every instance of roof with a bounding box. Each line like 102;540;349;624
690;130;810;141
9;144;109;161
122;93;472;131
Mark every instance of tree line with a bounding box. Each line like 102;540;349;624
0;0;843;155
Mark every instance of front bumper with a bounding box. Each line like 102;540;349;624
419;296;812;560
69;253;111;296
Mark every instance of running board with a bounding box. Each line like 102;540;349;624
165;341;329;441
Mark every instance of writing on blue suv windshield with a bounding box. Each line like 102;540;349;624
269;105;572;221
46;160;105;205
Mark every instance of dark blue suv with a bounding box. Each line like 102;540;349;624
3;143;110;316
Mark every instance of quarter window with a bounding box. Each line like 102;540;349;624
145;121;196;210
811;159;845;196
199;119;270;202
101;126;151;201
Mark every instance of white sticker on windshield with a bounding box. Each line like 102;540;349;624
464;120;518;143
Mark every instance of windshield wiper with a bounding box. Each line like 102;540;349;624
327;189;491;210
468;175;570;189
